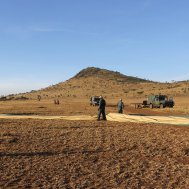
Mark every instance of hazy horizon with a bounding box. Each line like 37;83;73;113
1;66;188;96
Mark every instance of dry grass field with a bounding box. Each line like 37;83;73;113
1;67;189;188
0;95;189;116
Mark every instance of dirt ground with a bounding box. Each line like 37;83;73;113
1;119;189;189
0;98;189;188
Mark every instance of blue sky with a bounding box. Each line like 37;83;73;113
0;0;189;95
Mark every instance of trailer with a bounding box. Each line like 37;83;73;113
130;103;144;109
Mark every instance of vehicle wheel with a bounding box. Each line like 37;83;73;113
160;104;164;109
150;104;153;109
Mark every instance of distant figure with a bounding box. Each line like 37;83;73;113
90;96;92;106
56;99;60;105
117;99;124;113
37;95;41;101
54;99;60;105
97;96;107;121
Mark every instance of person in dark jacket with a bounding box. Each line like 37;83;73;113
117;99;124;113
97;96;106;121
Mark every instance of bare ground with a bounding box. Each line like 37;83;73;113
1;119;189;189
0;99;188;117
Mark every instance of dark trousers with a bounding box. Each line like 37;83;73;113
118;109;123;113
98;108;106;120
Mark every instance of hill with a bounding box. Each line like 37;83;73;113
74;67;149;83
8;67;189;100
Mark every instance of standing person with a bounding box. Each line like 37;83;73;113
90;96;92;106
97;96;107;121
117;99;124;113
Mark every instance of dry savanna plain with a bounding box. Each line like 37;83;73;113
1;68;189;188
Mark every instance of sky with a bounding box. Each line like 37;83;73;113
0;0;189;95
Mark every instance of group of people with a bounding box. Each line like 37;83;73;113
97;96;124;121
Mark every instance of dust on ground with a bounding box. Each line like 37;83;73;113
1;119;189;188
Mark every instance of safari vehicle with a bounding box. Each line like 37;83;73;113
90;96;100;106
143;95;174;109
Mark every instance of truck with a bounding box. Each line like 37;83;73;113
131;95;174;109
143;95;174;108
